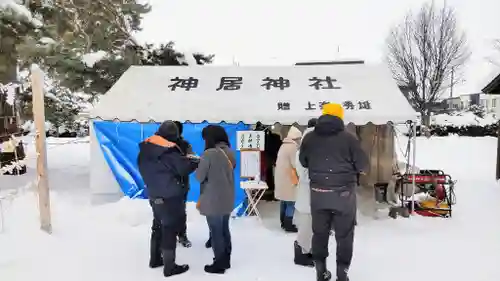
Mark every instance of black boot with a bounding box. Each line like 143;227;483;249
162;250;189;277
178;233;192;248
204;259;226;274
280;211;285;228
205;238;212;248
294;241;314;267
149;231;163;268
211;253;231;270
283;217;298;233
336;264;350;281
221;251;231;269
314;259;332;281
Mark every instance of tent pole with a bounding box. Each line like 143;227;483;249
410;120;417;215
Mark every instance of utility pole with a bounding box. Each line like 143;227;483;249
450;67;454;98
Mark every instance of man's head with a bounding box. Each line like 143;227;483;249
156;120;179;142
322;103;344;120
307;118;318;128
173;121;183;135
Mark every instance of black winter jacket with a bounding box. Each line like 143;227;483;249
174;136;193;193
137;135;198;199
299;115;368;189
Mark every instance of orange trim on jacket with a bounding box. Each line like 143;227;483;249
145;135;178;148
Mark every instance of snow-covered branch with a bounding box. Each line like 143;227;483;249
0;0;42;27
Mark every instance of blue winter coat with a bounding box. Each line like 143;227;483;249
137;135;198;199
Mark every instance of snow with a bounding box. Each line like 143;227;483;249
1;135;500;281
0;83;17;105
0;0;42;27
432;111;498;126
39;37;56;45
81;51;108;67
177;52;199;66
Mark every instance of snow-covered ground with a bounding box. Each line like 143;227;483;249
1;135;500;281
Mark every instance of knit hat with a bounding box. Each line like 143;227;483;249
286;126;302;140
156;121;179;141
322;103;344;120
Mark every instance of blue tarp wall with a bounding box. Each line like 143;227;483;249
93;121;250;210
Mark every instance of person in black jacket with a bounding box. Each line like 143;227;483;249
299;103;368;281
137;121;198;277
173;121;194;248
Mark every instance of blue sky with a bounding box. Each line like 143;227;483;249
136;0;500;96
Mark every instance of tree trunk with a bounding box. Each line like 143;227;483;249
421;112;430;126
0;35;19;136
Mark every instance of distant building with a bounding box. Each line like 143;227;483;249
480;71;500;180
441;93;498;113
482;72;500;95
482;72;500;115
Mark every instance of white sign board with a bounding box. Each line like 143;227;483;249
240;150;261;178
237;131;265;151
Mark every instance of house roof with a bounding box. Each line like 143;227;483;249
482;72;500;94
90;65;418;125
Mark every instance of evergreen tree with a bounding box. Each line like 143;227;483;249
20;1;213;101
1;0;214;132
0;0;47;134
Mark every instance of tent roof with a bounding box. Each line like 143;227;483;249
90;65;418;125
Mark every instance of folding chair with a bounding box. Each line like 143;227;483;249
240;181;268;220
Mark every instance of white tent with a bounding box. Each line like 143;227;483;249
89;64;418;203
91;65;417;125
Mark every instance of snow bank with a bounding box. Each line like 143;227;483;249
2;136;500;281
432;111;497;126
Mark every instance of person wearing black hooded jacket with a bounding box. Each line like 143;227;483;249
173;121;194;247
299;103;368;281
137;121;199;277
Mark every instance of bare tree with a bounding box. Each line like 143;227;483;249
386;3;469;124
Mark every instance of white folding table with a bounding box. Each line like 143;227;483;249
240;181;268;220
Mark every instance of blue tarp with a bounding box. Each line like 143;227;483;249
93;121;250;210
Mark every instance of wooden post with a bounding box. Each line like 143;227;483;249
31;65;52;234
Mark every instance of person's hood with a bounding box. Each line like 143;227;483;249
286;126;302;140
139;135;180;159
314;114;345;136
156;121;179;142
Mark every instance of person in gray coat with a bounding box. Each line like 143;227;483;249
195;125;236;274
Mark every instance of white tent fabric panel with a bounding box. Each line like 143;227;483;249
89;122;123;203
91;65;417;125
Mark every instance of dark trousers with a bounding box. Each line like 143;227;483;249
206;215;232;261
280;201;295;218
311;192;356;278
150;197;186;252
178;190;189;237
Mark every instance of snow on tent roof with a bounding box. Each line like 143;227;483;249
90;65;418;125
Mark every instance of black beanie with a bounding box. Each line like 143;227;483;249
307;118;318;128
173;121;183;135
156;121;179;141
